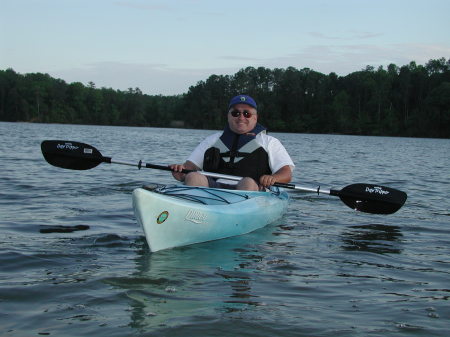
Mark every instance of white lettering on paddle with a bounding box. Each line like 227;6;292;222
185;209;207;224
365;186;390;195
57;143;79;151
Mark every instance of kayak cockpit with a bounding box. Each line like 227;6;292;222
143;184;251;205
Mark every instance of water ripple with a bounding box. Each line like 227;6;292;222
1;123;450;337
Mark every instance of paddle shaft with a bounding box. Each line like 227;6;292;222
107;157;333;195
108;157;406;213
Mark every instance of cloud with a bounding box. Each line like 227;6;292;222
52;62;233;95
219;55;262;62
49;44;449;96
308;32;342;40
113;1;172;11
351;31;384;39
309;31;383;40
260;43;450;75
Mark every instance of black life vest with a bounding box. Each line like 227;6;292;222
203;124;272;182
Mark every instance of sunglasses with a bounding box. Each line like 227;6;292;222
229;109;255;118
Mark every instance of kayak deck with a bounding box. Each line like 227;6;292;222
133;185;289;252
146;185;252;205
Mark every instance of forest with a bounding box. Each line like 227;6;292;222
1;57;449;138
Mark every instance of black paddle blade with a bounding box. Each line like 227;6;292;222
334;184;407;215
41;140;108;170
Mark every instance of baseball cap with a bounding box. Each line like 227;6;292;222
228;95;257;109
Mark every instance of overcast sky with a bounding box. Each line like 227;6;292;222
1;0;449;95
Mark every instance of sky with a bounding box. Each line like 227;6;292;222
1;0;449;95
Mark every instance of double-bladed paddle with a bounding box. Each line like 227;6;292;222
41;140;407;215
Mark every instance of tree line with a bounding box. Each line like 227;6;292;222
1;57;449;138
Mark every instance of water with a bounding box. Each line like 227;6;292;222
0;122;449;336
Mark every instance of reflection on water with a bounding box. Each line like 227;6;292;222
2;122;450;337
216;269;260;312
103;238;258;330
106;231;295;330
341;224;403;254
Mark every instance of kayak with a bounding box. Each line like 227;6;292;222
132;184;289;252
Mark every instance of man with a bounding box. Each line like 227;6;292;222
170;94;294;190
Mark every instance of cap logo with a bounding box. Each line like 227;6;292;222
240;96;246;102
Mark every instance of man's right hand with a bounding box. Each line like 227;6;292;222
169;164;186;181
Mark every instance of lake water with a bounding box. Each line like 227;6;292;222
0;121;449;336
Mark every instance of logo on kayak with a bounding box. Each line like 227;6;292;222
56;142;79;151
185;209;207;224
156;211;169;224
365;186;390;195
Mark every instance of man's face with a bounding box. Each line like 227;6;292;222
227;103;258;134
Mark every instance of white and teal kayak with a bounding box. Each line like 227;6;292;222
132;185;289;252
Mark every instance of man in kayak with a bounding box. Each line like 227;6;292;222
170;94;294;190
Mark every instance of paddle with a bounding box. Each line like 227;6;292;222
41;140;407;215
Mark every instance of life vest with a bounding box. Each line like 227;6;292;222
203;124;272;182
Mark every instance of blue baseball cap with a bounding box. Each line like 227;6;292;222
228;94;257;109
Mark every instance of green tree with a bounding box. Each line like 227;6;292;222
1;58;449;138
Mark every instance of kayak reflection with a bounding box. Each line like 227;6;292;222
104;226;280;331
340;224;403;254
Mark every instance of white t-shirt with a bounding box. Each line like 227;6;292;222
187;131;295;178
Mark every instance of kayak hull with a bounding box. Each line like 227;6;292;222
132;185;289;252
